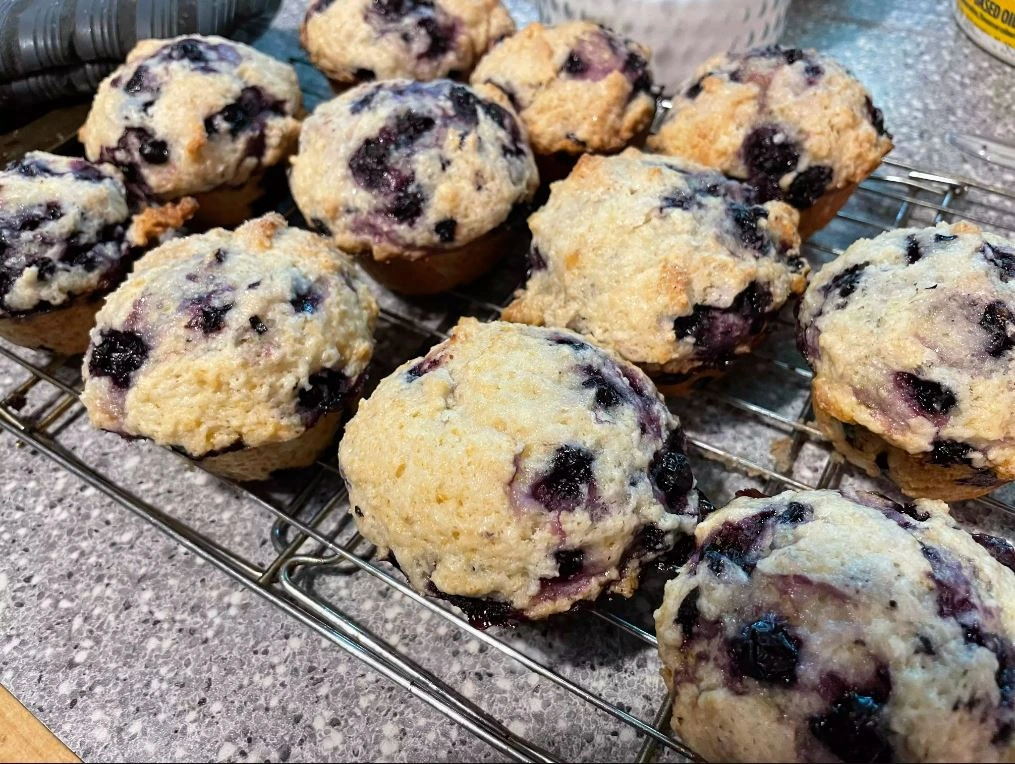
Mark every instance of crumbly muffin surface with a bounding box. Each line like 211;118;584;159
655;489;1015;763
290;79;538;261
81;214;377;458
470;21;656;155
798;222;1015;492
648;46;892;209
0;153;135;318
338;318;701;622
80;36;302;200
503;150;805;379
301;0;514;85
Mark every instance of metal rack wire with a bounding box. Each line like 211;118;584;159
3;154;1015;762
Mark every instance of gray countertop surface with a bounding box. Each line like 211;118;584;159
2;0;1015;761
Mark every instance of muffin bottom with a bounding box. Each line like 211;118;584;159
536;152;581;186
0;298;102;355
797;182;858;239
190;173;269;229
649;367;726;398
200;412;343;482
814;400;1007;501
356;225;512;295
643;328;774;397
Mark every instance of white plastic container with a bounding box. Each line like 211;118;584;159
535;0;792;93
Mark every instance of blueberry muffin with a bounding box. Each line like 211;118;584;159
290;79;539;294
81;214;377;482
338;318;702;624
79;35;302;226
655;489;1015;763
470;21;655;166
502;150;805;395
648;46;892;238
0;152;194;354
301;0;515;89
798;222;1015;501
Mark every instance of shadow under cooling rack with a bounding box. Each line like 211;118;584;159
4;158;1015;763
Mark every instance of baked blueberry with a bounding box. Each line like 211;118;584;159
87;330;149;388
531;445;596;513
339;319;699;622
729;614;801;686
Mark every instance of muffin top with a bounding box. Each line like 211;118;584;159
798;222;1015;482
301;0;515;86
79;36;302;200
338;318;701;621
648;46;892;208
470;21;656;155
290;79;538;261
502;150;805;378
81;214;377;458
655;489;1015;763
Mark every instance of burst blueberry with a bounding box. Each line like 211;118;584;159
186;301;233;334
905;234;922;264
865;96;889;137
973;533;1015;574
983;241;1015;282
371;0;436;19
743;125;800;178
249;315;268;335
810;690;893;763
980;301;1015;357
204;87;282;137
88;330;149;389
786;165;832;208
563;52;587;76
531;445;595;513
553;549;584;580
432;591;515;629
580;365;624;408
675;587;700;641
895;372;957;419
416;15;455;60
729;614;801;686
166;39;209;64
386;187;425;223
297;368;350;414
291;286;321;314
929;439;973;466
123;66;152;95
434;218;457;243
824;261;869;302
727;202;770;251
699;509;775;575
649;430;694;512
674;283;770;360
138;136;169;165
779;501;813;524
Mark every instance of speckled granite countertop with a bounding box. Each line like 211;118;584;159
2;0;1015;761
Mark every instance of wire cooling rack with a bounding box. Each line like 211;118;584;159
4;149;1015;762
